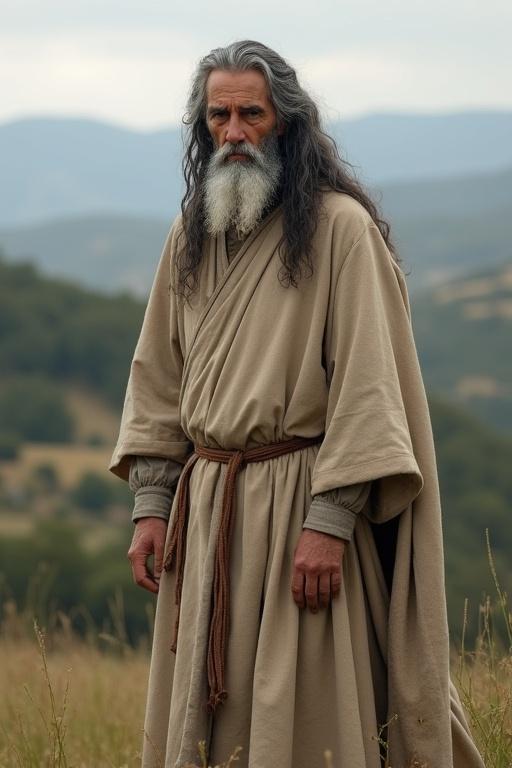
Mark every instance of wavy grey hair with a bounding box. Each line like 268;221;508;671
176;39;396;297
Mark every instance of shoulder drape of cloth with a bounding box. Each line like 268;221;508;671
109;192;484;768
309;215;484;767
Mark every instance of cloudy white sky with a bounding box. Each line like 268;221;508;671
1;0;511;129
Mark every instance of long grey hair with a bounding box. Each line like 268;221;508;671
176;40;396;297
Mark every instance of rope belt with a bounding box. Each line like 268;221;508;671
163;434;323;712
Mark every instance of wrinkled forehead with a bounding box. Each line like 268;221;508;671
206;68;272;107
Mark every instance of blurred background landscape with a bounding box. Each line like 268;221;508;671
1;3;511;761
1;110;511;645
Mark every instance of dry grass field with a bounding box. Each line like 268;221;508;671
0;617;148;767
1;536;510;768
64;389;120;447
0;443;113;493
0;387;118;497
0;608;510;768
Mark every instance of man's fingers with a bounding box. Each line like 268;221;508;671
292;530;346;611
131;553;159;594
136;574;159;594
293;569;342;610
127;519;169;594
291;570;305;608
153;534;165;583
331;570;342;600
304;573;319;613
318;571;331;609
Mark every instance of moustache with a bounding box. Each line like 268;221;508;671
212;141;264;167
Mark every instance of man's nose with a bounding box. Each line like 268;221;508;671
224;113;246;144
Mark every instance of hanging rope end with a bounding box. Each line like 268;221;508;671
163;545;175;572
207;689;228;713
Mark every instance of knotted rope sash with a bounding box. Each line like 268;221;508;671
163;434;323;712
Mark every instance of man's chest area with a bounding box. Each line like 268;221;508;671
177;250;332;368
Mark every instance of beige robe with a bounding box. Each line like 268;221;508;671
110;191;484;768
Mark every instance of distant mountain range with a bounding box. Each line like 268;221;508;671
1;111;512;227
0;214;170;297
1;165;510;297
380;165;512;220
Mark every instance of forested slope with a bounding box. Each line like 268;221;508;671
0;255;144;417
413;261;512;434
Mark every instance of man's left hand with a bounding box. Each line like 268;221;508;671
291;529;346;612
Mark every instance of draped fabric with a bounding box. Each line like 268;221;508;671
110;192;484;768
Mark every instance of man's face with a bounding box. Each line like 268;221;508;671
206;68;282;156
202;68;284;238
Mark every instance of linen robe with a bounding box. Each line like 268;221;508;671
110;191;484;768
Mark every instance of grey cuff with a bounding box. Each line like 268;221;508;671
303;499;358;541
129;455;182;523
303;481;372;541
132;486;174;522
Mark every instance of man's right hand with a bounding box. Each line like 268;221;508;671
127;517;168;594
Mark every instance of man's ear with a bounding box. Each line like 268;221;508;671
276;120;285;136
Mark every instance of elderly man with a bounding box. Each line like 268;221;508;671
110;40;484;768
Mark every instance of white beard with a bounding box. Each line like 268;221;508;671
203;133;282;238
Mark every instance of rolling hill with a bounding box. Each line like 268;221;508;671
2;246;511;441
1;167;511;297
394;199;512;293
1;111;511;227
413;261;512;434
380;166;512;220
0;214;170;297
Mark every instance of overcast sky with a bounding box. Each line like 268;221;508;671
2;0;511;130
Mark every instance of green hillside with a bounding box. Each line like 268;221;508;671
2;249;511;438
394;204;512;294
413;261;512;434
428;396;512;636
0;254;144;415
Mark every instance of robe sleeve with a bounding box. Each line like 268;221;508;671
310;221;424;523
304;481;372;540
108;219;193;481
129;455;183;522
